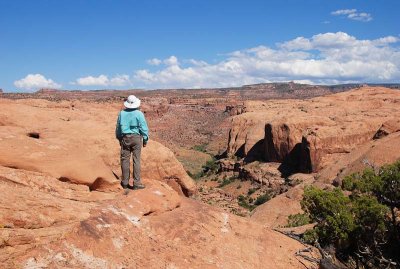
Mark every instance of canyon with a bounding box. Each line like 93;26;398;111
1;83;399;268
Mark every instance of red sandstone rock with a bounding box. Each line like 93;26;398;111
0;96;321;269
0;162;319;269
0;98;195;194
251;174;315;228
227;87;400;173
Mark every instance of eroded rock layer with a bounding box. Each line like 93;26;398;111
227;87;400;174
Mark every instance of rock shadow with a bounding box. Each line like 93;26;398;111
243;139;265;163
278;138;312;177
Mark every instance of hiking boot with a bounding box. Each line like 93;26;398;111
133;183;145;190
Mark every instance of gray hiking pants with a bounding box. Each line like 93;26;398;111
120;134;142;187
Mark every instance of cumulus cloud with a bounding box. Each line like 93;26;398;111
130;32;400;88
74;32;399;89
147;58;162;66
14;74;61;91
164;56;179;66
331;9;372;22
75;74;130;87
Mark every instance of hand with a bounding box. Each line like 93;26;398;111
143;142;147;148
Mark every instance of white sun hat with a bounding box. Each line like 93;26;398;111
124;95;141;109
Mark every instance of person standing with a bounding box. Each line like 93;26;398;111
116;95;149;194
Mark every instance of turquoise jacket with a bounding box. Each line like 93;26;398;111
115;109;149;142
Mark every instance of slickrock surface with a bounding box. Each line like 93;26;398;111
227;86;400;177
0;98;319;269
0;99;195;195
0;166;318;268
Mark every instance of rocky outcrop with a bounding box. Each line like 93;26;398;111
317;132;400;185
251;174;316;227
238;162;284;188
227;87;400;175
0;157;319;269
373;118;400;139
0;98;195;195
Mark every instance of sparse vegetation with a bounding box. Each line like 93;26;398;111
247;187;259;195
301;161;400;269
237;191;272;211
202;157;218;174
254;193;270;205
238;195;257;211
217;175;237;188
187;157;219;180
192;144;208;153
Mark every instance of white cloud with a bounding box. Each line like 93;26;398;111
147;58;162;66
14;74;61;91
331;9;372;22
331;9;356;16
109;75;130;86
75;74;130;87
130;32;400;88
73;32;400;89
164;55;179;66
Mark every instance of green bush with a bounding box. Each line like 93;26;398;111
217;175;237;188
202;158;218;173
254;193;270;206
286;213;310;228
303;229;318;244
237;195;256;211
301;161;400;268
247;187;259;195
192;144;207;152
302;187;355;245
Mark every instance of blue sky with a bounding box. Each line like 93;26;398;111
0;0;399;92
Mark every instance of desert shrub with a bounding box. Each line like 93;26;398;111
237;195;256;211
303;229;318;244
202;158;218;174
192;144;207;152
190;158;219;180
247;187;259;195
286;213;310;228
301;161;400;268
254;193;270;206
217;175;237;188
302;187;355;245
186;170;203;180
218;178;231;187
